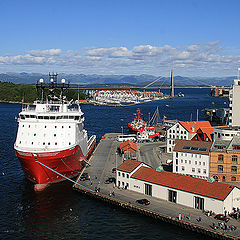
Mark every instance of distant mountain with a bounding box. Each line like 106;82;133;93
0;72;237;86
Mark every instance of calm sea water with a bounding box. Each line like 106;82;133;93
0;88;227;240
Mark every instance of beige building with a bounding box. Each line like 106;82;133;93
210;136;240;183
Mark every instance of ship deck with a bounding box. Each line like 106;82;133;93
73;133;240;240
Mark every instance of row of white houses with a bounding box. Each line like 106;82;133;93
117;159;240;214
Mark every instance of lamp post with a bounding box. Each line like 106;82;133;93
120;118;124;135
115;152;118;170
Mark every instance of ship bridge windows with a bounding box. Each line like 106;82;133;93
49;106;59;112
50;116;55;120
20;114;25;119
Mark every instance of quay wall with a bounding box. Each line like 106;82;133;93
73;185;238;240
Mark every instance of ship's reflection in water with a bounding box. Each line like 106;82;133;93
20;180;87;239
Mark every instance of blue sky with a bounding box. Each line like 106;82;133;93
1;0;240;77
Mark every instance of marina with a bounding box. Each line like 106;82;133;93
73;133;240;240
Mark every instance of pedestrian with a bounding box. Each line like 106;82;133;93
112;190;115;196
90;181;92;185
188;214;191;220
178;213;181;220
181;213;184;219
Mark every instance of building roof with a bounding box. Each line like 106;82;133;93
179;121;212;133
131;166;235;201
173;139;212;155
211;139;230;152
120;140;137;152
117;159;142;173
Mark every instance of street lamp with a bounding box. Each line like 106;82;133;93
120;118;124;135
115;152;118;170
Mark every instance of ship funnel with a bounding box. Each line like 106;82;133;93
39;78;44;83
61;79;66;83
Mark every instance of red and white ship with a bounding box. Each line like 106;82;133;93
136;125;160;141
14;73;96;191
128;109;147;133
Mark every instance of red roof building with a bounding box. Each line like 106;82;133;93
116;159;240;214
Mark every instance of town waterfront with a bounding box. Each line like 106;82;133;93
0;88;228;240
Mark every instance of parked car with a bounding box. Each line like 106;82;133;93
214;214;230;222
104;177;116;184
136;199;150;205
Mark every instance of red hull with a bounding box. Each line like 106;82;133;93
15;141;95;185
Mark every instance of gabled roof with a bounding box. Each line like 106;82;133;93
120;140;137;152
117;159;142;173
196;127;214;141
173;139;212;155
131;166;234;201
179;121;212;133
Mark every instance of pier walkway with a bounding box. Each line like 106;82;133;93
73;133;240;240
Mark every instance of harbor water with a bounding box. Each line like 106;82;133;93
0;88;228;240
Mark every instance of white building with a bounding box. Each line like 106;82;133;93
117;160;240;214
172;139;212;179
229;79;240;127
166;121;212;153
214;126;240;141
116;159;150;189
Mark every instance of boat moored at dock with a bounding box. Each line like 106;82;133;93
14;73;96;191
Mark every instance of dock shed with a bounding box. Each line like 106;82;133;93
118;160;240;214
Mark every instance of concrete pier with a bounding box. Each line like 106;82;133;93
73;133;240;240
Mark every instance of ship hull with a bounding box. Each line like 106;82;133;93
15;140;96;187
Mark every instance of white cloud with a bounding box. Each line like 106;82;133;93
0;42;240;76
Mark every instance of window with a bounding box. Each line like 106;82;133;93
127;174;129;178
43;142;45;145
213;175;219;182
197;168;201;173
218;165;223;173
185;160;187;163
218;154;224;163
199;162;201;165
189;160;191;164
54;134;56;137
222;176;226;182
232;155;238;163
217;145;224;149
231;166;237;174
231;176;236;182
203;169;206;174
192;168;195;173
118;172;120;176
55;142;57;145
203;162;205;166
181;160;183;163
34;133;36;136
122;173;125;177
181;166;185;171
176;166;178;172
233;145;240;150
176;152;178;158
176;159;178;165
168;190;177;203
195;161;197;165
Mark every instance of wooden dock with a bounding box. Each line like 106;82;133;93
73;133;240;240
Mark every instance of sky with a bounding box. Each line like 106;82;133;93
0;0;240;77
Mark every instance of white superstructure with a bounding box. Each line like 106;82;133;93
14;102;88;155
